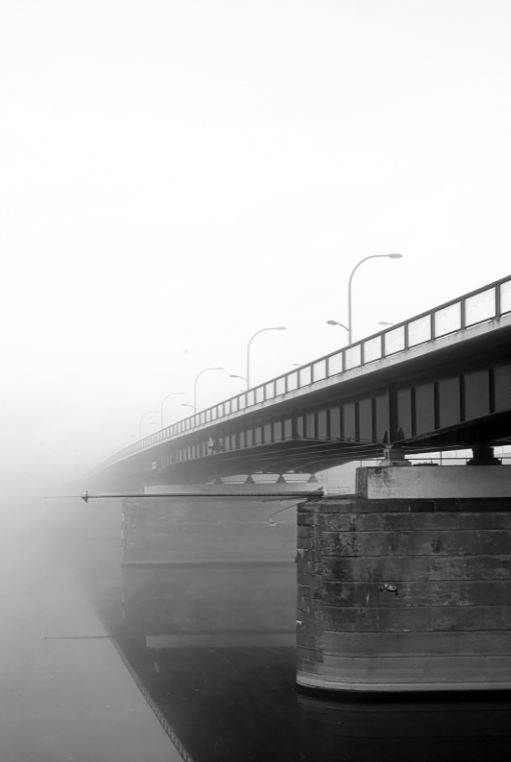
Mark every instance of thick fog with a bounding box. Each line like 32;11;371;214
2;1;511;485
2;3;511;759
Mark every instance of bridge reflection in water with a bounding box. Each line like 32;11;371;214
85;496;511;762
297;695;511;762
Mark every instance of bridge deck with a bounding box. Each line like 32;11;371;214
92;275;511;487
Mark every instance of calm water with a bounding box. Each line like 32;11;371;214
86;560;511;762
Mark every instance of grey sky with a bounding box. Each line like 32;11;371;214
1;1;511;482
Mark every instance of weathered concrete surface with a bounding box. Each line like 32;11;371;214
123;497;297;564
357;465;511;499
296;495;511;693
122;497;297;645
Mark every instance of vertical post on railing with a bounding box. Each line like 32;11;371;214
460;298;466;329
495;284;501;317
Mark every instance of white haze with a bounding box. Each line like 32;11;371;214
1;0;511;493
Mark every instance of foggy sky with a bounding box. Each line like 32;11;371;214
2;0;511;486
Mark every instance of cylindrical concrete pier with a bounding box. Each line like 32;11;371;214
297;467;511;694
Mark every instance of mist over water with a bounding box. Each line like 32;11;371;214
1;464;510;759
3;1;511;758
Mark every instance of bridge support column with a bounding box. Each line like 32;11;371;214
296;465;511;694
467;445;502;466
121;485;303;649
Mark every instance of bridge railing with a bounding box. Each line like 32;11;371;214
96;274;511;471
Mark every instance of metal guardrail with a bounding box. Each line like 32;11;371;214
97;274;511;472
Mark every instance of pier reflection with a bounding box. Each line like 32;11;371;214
112;563;299;762
297;694;511;761
85;496;511;762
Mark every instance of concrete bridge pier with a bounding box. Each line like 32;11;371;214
296;458;511;694
121;485;306;649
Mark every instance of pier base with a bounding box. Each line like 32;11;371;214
296;465;511;694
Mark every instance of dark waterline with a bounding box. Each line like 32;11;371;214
84;558;511;762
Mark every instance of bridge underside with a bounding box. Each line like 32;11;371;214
91;411;511;491
150;409;511;485
91;324;511;490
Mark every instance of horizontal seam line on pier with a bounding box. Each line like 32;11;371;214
320;628;511;634
318;603;511;608
315;554;511;558
318;653;511;659
321;530;511;534
315;578;511;583
316;553;511;557
317;550;511;554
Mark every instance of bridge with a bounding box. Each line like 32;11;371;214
91;273;511;490
87;274;511;696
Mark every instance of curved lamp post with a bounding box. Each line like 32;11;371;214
326;319;349;332
181;403;196;412
124;431;137;447
139;410;158;440
247;327;286;388
348;254;402;343
160;391;185;427
230;373;248;389
194;367;223;411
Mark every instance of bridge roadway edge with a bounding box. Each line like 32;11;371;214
296;465;511;694
89;307;511;489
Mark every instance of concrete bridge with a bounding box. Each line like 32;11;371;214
88;274;511;696
91;274;511;490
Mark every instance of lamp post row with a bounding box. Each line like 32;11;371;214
139;331;287;437
327;254;402;340
137;254;403;439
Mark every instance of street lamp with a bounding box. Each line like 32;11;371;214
160;391;185;427
246;327;286;388
194;366;223;411
139;410;158;439
378;321;395;327
230;373;248;388
124;431;137;447
326;319;349;332
181;403;196;412
348;254;402;343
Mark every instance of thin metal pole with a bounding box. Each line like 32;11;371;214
348;255;401;344
139;410;158;439
193;367;223;412
160;392;184;427
246;327;285;388
45;490;324;503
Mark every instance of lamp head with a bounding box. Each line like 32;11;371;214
388;253;402;259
